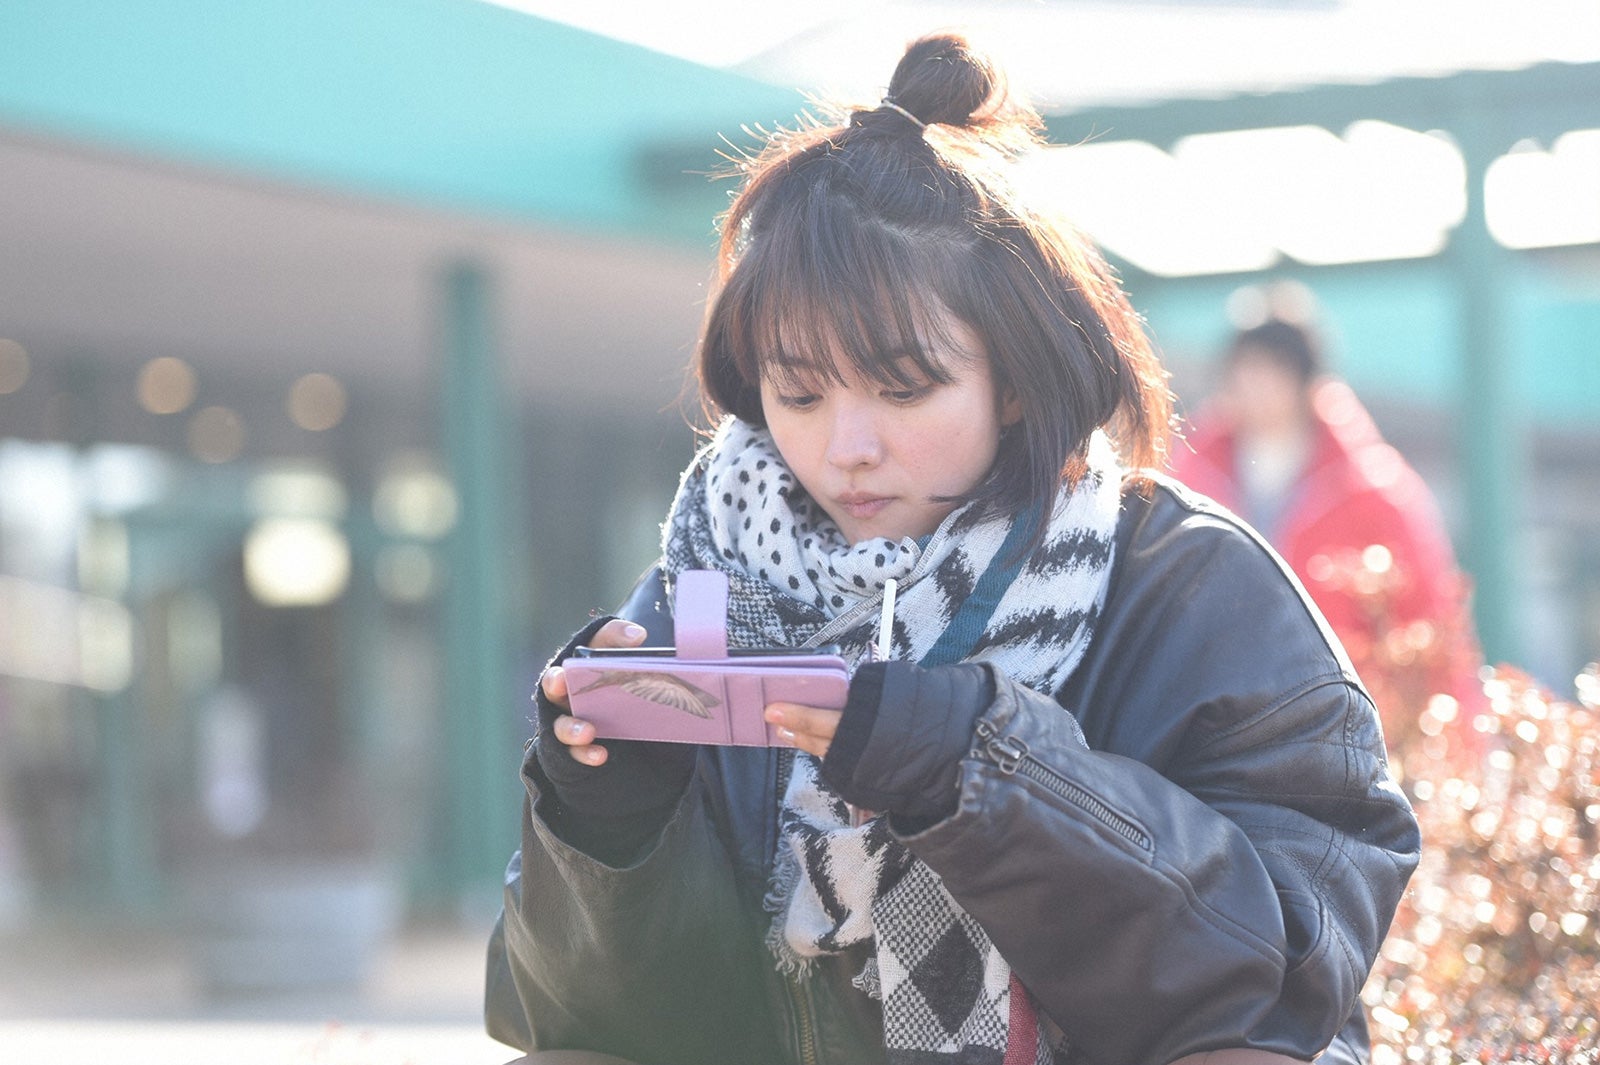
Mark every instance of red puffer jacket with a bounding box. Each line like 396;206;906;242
1171;378;1485;738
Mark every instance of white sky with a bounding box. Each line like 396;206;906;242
481;1;1600;272
485;0;1600;109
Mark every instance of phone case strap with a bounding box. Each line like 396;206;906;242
674;569;729;660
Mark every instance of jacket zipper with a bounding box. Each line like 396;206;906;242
772;749;820;1065
974;719;1153;852
789;972;820;1065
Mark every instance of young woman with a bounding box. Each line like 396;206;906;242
486;33;1419;1065
1171;305;1485;755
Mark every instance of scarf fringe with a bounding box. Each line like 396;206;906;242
852;957;882;1000
762;803;814;978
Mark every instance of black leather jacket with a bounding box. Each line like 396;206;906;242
486;478;1420;1065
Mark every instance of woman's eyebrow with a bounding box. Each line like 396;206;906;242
762;345;948;383
767;354;826;371
763;355;833;382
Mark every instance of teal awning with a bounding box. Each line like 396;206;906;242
0;0;805;245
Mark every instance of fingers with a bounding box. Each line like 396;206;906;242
541;619;650;702
540;664;571;707
552;714;608;765
588;618;649;649
765;703;842;760
536;619;647;766
535;701;607;765
537;686;609;764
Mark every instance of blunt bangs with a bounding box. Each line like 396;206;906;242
703;189;981;424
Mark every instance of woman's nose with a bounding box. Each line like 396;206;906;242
824;402;883;470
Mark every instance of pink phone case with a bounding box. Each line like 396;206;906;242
562;570;850;746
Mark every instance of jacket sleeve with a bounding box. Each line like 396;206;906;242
898;495;1421;1065
486;748;782;1064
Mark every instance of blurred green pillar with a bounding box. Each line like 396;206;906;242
1451;120;1522;667
439;262;519;903
94;686;159;911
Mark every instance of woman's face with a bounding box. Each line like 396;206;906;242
1222;344;1310;439
758;312;1020;545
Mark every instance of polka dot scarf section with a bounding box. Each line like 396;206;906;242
692;418;923;619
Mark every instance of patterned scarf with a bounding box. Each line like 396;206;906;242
661;418;1121;1065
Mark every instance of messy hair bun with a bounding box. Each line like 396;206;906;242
843;33;1040;154
882;33;1025;139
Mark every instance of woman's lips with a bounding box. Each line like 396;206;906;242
836;495;891;520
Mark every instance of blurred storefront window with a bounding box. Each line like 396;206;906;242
0;429;459;919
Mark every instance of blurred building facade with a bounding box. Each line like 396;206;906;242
0;0;803;931
1;1;1597;942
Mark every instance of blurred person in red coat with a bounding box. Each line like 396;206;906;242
1171;285;1485;762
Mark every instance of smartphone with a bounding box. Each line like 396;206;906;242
563;646;850;746
574;644;842;659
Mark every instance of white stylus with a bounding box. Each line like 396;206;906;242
877;578;898;661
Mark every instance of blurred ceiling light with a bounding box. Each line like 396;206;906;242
375;543;440;604
0;441;81;569
287;372;348;432
0;575;135;693
84;444;174;514
136;356;198;415
1018;139;1278;278
78;597;134;693
77;518;130;599
0;338;29;394
1226;278;1321;332
0;575;78;687
243;518;351;607
1485;128;1600;249
1175;123;1465;267
1282;121;1465;264
188;405;245;464
373;455;458;541
248;464;348;521
1023;122;1468;275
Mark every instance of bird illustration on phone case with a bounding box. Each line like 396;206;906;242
571;670;721;718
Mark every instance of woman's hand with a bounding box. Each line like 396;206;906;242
764;702;842;759
539;618;648;767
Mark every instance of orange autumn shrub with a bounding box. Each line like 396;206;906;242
1363;663;1600;1064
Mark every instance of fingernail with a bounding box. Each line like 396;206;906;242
565;719;585;741
622;623;646;640
586;748;604;765
777;727;795;745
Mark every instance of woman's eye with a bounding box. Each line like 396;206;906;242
775;392;821;411
883;385;929;404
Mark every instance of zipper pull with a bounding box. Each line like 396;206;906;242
983;730;1030;774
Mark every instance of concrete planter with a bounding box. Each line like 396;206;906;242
184;859;402;996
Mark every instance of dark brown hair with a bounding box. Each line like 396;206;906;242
1228;318;1327;385
697;32;1171;531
